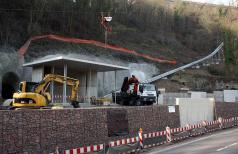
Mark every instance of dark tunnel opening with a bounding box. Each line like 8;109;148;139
1;72;19;99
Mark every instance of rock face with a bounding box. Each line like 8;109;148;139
0;105;180;154
0;49;24;100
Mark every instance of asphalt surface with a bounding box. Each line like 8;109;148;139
145;128;238;154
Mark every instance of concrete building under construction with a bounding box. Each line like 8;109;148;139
22;55;129;104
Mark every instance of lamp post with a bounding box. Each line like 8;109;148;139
102;16;112;47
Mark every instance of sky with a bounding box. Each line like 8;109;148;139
185;0;237;6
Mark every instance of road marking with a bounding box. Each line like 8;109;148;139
216;142;237;152
148;128;238;154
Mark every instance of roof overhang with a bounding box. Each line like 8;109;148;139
23;56;129;72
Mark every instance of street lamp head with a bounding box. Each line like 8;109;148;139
104;16;112;22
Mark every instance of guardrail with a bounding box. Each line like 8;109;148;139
64;116;238;154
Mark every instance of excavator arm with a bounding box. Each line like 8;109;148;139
34;74;80;102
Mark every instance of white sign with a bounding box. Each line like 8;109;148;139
168;106;175;113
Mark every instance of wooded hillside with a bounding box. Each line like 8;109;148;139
0;0;237;73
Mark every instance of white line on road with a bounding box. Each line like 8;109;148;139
216;142;237;152
148;128;238;154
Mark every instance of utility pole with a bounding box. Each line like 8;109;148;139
105;29;108;47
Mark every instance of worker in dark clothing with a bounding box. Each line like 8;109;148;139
128;75;139;94
121;77;129;92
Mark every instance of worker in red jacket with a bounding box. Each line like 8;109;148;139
128;75;139;94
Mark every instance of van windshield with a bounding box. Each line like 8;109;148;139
143;84;155;91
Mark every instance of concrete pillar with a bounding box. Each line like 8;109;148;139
86;70;97;103
32;66;44;82
114;71;117;103
63;64;67;103
0;76;2;100
50;66;55;103
88;69;91;103
84;73;87;101
103;72;105;96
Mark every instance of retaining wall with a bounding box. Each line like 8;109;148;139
215;102;238;119
0;105;180;154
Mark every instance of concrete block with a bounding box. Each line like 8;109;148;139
224;90;238;102
190;91;207;98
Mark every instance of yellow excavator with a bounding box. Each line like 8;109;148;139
11;74;80;109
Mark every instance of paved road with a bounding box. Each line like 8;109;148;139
146;128;238;154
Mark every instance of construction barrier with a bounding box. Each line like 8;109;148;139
188;123;206;137
18;34;177;64
170;126;190;142
64;144;104;154
63;117;238;154
138;128;143;149
107;136;140;154
143;130;167;149
204;120;220;133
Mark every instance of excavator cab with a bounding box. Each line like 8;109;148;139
19;81;39;93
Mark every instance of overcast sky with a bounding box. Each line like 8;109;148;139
185;0;237;6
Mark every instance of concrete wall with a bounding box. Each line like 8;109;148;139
86;71;97;100
190;91;207;98
223;90;238;102
0;106;180;154
208;91;224;102
160;93;190;105
176;98;215;127
97;70;129;97
32;66;44;82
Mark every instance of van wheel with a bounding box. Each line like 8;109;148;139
136;100;142;106
147;102;153;106
129;100;134;106
71;101;80;108
119;101;124;106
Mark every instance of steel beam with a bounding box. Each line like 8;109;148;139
63;64;67;103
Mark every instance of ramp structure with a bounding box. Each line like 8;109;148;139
143;42;224;83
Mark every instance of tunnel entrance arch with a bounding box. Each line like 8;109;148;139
1;72;19;99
